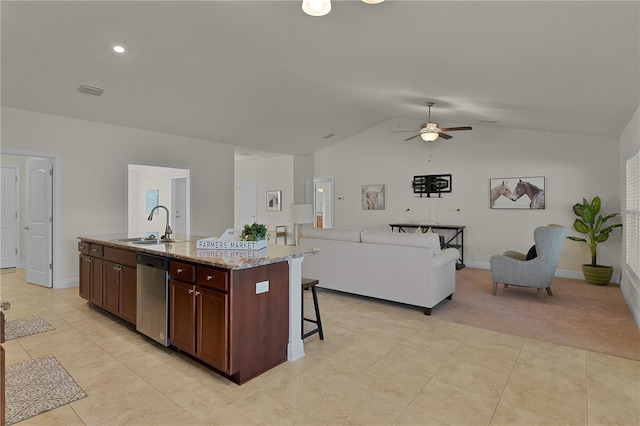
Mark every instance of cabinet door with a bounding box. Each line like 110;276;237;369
103;260;120;315
89;258;104;306
119;265;137;325
169;279;196;354
197;286;228;372
79;254;91;300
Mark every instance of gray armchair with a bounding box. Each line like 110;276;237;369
490;226;567;302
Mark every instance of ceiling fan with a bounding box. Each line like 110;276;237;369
395;102;472;142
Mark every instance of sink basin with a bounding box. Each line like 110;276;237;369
131;239;188;245
112;237;146;243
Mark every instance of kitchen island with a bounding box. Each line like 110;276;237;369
78;233;317;384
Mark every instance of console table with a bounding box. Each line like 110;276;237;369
389;223;466;269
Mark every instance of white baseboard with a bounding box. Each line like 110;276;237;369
55;277;78;289
461;261;620;284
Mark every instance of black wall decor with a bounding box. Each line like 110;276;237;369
412;174;452;197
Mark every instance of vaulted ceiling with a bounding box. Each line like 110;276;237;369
2;1;638;156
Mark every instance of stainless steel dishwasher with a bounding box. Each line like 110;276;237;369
136;253;169;346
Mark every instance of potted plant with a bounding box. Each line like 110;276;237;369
567;196;622;285
240;223;268;241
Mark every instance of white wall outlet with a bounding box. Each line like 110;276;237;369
256;280;269;294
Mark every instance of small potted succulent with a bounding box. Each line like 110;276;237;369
567;196;622;285
240;223;268;241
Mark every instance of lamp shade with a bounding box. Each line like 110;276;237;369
290;204;314;223
302;0;331;16
421;132;439;142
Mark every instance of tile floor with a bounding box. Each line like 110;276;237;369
1;268;639;425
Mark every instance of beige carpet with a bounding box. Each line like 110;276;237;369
5;354;87;425
435;268;640;361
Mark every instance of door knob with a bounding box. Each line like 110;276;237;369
24;226;29;230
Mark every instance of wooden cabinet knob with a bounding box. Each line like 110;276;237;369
206;275;213;281
177;268;183;274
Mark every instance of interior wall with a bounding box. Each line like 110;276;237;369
235;155;294;243
313;118;622;278
620;105;640;326
1;107;234;286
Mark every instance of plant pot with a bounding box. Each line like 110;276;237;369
581;264;614;286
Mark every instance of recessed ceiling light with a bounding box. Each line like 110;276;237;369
479;119;498;124
113;45;125;54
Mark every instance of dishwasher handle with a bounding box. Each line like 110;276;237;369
136;253;168;270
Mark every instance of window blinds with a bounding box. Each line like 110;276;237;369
626;150;640;279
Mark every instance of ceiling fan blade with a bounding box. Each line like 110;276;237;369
439;126;472;132
391;130;422;133
438;133;453;140
404;134;422;141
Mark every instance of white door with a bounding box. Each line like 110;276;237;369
171;177;188;235
0;166;19;269
238;180;257;227
26;159;52;287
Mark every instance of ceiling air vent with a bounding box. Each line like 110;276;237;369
77;84;106;96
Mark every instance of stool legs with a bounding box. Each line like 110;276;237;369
302;285;324;340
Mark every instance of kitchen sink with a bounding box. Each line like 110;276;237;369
131;239;188;245
112;237;146;243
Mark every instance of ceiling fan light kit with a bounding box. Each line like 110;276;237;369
395;102;473;142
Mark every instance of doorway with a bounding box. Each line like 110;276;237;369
127;164;191;236
0;151;58;288
312;177;334;229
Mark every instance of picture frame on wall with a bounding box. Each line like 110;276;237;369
145;189;159;214
362;184;385;210
266;190;282;211
490;176;545;209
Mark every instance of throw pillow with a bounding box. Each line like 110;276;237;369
526;245;537;260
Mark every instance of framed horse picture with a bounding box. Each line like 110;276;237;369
489;176;545;209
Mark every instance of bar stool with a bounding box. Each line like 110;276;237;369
301;278;324;340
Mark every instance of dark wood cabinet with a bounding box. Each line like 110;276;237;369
1;311;5;426
169;279;197;354
119;265;137;324
169;262;229;372
89;257;104;306
78;254;91;300
103;261;120;315
78;241;137;325
168;259;288;384
197;286;228;370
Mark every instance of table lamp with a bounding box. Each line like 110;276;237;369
290;203;314;245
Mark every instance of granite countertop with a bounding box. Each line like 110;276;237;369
78;233;318;270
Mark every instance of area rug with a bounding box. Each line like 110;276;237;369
436;268;640;361
5;316;54;340
5;354;87;425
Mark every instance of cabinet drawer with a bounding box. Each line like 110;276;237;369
104;247;137;267
78;241;90;255
196;266;228;292
170;261;195;282
88;244;104;258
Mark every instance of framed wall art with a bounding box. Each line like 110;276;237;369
490;176;545;209
266;190;282;211
145;189;159;214
362;184;385;210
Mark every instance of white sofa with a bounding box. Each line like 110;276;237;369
299;227;460;315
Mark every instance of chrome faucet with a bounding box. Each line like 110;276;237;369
147;205;173;241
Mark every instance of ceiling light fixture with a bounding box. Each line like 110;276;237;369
113;45;125;53
361;0;385;4
420;122;440;142
302;0;331;16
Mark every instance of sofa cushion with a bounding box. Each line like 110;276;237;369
300;226;362;242
360;231;442;255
